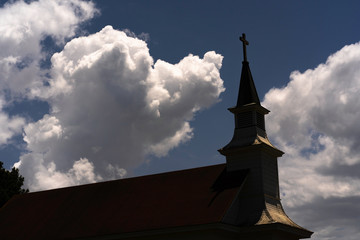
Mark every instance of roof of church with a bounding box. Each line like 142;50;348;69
0;164;248;240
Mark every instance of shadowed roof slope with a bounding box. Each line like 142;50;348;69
0;164;248;240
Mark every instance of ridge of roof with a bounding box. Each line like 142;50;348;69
13;163;227;195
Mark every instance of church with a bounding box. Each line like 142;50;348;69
0;34;312;240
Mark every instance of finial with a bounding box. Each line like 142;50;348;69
239;33;249;62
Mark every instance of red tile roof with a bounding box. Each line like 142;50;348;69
0;164;248;240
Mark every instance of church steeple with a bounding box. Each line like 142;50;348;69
218;35;312;239
219;34;283;157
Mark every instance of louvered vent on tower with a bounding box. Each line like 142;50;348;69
256;112;265;130
237;112;253;128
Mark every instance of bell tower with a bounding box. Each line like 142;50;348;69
218;34;312;239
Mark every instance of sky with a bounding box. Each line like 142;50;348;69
0;0;360;239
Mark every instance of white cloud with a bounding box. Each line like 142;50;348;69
0;0;97;97
0;0;224;193
17;154;103;191
0;0;97;164
23;114;63;152
148;122;193;157
0;96;25;144
15;25;224;191
0;0;103;189
263;42;360;240
68;158;103;184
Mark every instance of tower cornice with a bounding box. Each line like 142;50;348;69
228;103;270;115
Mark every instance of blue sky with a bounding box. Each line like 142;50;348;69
1;1;360;239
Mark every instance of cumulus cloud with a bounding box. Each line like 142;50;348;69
0;0;97;97
17;155;103;191
263;42;360;240
0;0;224;191
0;96;25;144
15;25;224;191
0;0;97;155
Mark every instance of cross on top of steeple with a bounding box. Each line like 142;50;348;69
239;33;249;62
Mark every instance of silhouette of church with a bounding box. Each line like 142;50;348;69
0;34;312;240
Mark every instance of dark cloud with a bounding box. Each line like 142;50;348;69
317;162;360;179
